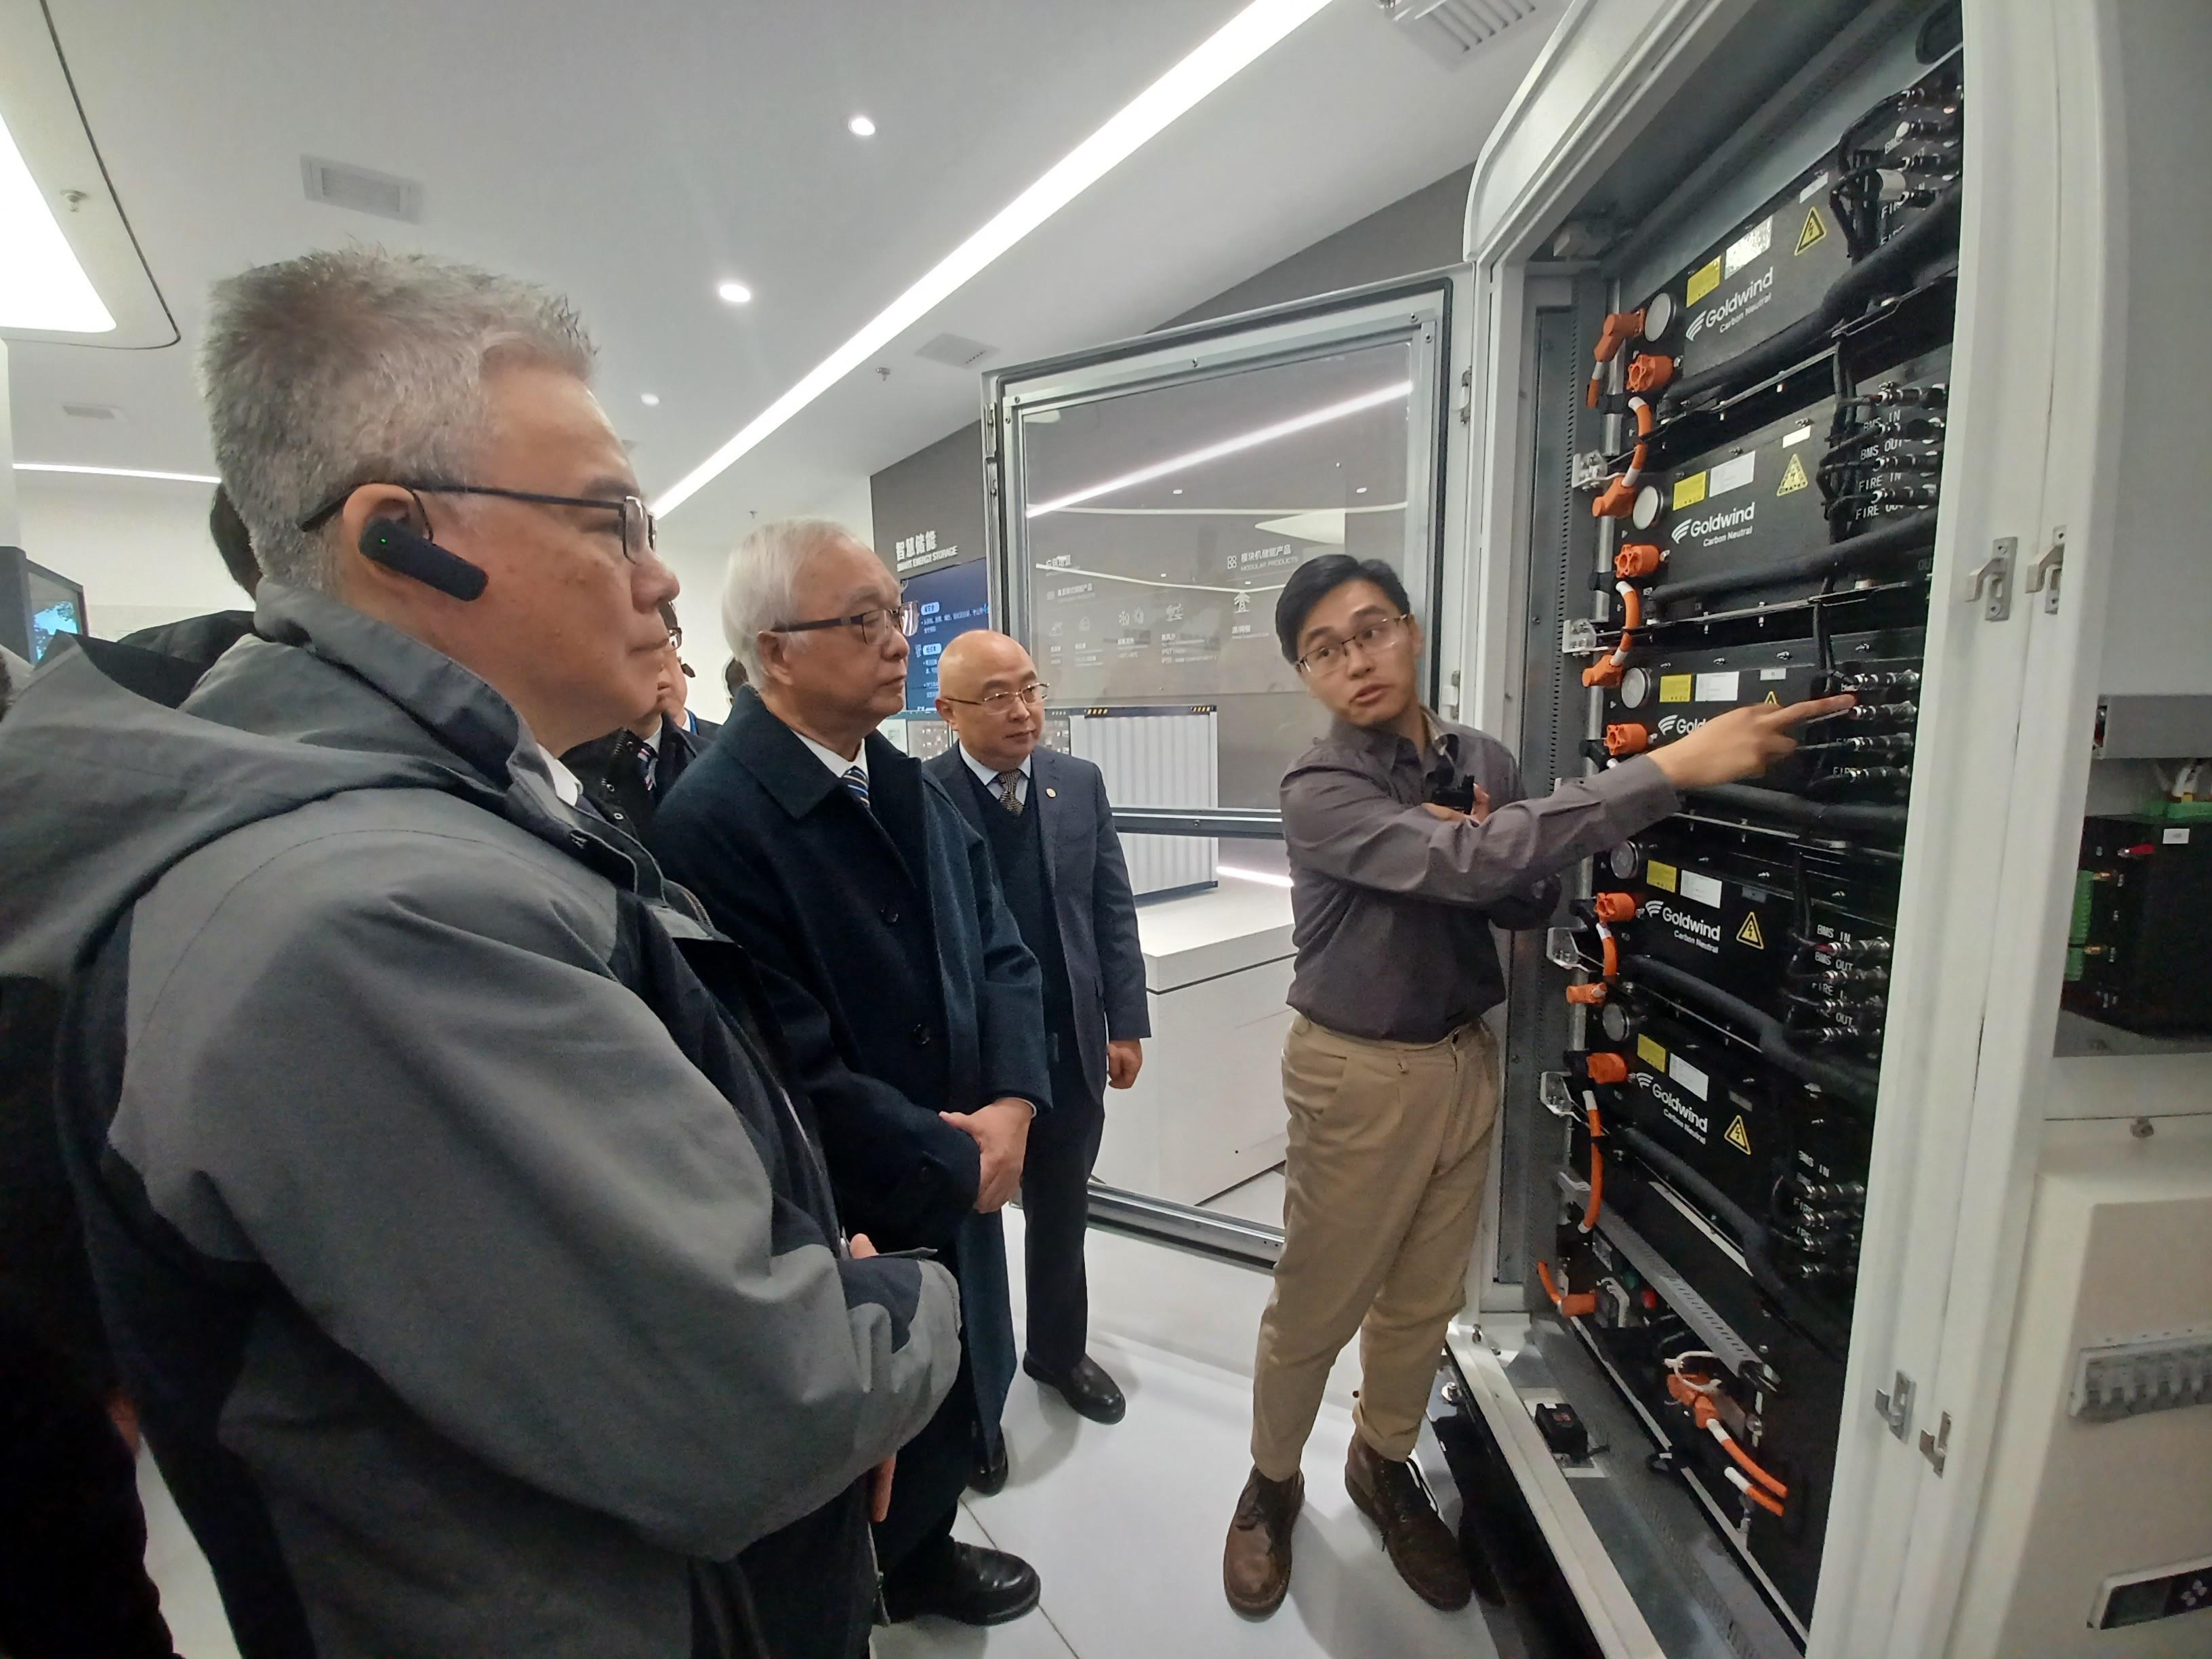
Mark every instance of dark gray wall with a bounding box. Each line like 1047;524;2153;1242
1159;163;1473;329
871;422;986;581
868;163;1476;555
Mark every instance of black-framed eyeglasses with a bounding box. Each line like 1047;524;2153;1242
943;681;1049;714
1296;613;1413;675
767;602;921;644
298;480;656;563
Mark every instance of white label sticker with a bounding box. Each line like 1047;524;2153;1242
1679;869;1725;907
1799;171;1832;203
1708;451;1757;497
1694;670;1741;703
1760;668;1788;680
1782;423;1814;447
1724;216;1773;277
2163;827;2192;844
1670;1056;1711;1100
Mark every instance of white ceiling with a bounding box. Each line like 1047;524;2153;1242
5;0;1552;562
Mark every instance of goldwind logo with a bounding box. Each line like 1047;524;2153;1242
1677;502;1756;543
1657;713;1711;737
1650;903;1724;943
1683;267;1776;344
1633;1071;1710;1140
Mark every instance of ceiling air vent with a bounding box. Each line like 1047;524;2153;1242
914;331;996;370
1378;0;1542;66
62;402;121;421
301;157;423;224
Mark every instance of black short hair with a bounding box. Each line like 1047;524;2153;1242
1273;554;1412;664
724;657;749;697
209;486;259;598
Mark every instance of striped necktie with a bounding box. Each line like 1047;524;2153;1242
841;764;871;808
996;770;1025;816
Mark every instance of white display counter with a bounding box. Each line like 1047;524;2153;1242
1092;880;1296;1208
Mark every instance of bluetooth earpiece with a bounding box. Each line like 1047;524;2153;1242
357;516;489;602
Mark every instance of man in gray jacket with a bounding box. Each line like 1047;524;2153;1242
0;249;957;1659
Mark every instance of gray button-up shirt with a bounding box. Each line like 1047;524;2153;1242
1281;713;1679;1044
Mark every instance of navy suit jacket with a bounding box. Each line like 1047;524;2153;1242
927;743;1151;1104
651;689;1049;1441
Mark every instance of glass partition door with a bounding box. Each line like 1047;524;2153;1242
985;279;1457;1250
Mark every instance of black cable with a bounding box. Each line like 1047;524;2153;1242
1607;1120;1851;1356
1623;954;1881;1108
1684;783;1910;839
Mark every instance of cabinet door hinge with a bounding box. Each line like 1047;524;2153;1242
2026;527;2066;614
1963;538;2015;620
1874;1370;1916;1439
1919;1410;1952;1475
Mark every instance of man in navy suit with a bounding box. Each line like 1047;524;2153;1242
652;525;1048;1631
928;630;1150;1428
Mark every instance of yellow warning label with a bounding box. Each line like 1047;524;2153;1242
1763;691;1781;707
1777;452;1810;495
1637;1035;1669;1071
1686;257;1723;305
1673;470;1708;510
1725;1115;1753;1155
1737;912;1766;949
1646;860;1679;893
1659;674;1694;703
1795;205;1827;257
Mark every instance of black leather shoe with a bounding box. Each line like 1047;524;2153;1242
882;1541;1041;1626
1024;1353;1127;1424
968;1437;1008;1495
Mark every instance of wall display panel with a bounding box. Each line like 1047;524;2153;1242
1;550;87;664
901;557;991;714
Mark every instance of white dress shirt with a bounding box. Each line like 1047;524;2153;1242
797;731;868;783
536;744;583;806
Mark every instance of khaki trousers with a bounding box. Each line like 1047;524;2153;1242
1250;1014;1499;1479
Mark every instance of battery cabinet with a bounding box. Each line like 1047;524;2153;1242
1431;3;2212;1656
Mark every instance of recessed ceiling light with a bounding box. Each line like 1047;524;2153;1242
1172;487;1184;495
14;462;220;483
653;0;1334;517
716;280;754;306
848;115;877;138
0;111;115;333
1355;485;1368;494
640;392;661;407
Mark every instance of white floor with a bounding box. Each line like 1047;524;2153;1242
1197;1165;1288;1229
142;1206;1496;1659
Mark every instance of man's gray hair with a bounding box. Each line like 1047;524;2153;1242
721;518;867;680
199;248;595;592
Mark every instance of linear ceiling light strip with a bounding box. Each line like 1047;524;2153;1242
14;462;220;483
1025;380;1412;517
651;0;1335;518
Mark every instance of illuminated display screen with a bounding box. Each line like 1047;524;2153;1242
903;558;991;712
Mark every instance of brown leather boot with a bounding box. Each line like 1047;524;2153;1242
1223;1467;1303;1616
1345;1435;1473;1610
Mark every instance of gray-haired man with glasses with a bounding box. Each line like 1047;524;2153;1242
0;250;962;1659
927;630;1150;1433
652;521;1052;1631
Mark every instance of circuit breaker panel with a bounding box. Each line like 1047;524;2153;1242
1531;52;1965;1639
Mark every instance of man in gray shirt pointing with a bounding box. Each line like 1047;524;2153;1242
1223;553;1849;1618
